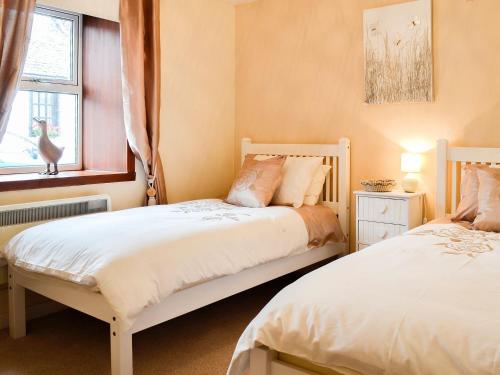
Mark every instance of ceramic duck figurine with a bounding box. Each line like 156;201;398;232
34;118;64;175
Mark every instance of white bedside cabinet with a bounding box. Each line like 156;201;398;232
354;190;424;251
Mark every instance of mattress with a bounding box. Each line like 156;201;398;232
228;222;500;375
2;199;343;329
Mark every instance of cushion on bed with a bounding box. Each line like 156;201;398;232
225;155;286;208
451;165;480;222
472;167;500;232
255;155;324;208
303;164;331;206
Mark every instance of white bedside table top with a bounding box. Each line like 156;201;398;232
354;190;424;198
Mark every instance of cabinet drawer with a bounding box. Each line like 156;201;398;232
357;221;406;244
357;196;407;225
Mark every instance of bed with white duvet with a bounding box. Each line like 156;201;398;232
2;199;342;330
227;221;500;375
3;138;351;375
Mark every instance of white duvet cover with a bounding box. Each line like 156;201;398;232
228;223;500;375
3;199;309;329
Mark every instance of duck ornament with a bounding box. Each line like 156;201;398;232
33;118;64;175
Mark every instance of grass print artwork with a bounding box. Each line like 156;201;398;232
364;0;433;104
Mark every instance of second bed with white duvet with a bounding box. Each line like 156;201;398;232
228;222;500;375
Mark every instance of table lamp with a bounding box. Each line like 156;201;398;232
401;152;421;193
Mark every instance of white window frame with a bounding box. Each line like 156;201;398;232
0;6;83;175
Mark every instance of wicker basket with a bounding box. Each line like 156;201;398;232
360;179;397;192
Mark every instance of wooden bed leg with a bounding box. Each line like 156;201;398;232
8;268;26;339
110;319;133;375
250;347;277;375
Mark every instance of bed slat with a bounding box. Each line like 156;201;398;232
331;157;337;202
324;157;331;202
451;162;457;214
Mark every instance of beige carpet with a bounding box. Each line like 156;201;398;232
0;275;299;375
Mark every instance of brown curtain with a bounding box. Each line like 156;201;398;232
0;0;35;143
119;0;167;205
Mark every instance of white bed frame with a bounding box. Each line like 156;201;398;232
248;139;500;375
436;139;500;217
7;138;350;375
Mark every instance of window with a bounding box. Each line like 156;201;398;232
0;13;135;191
0;7;81;173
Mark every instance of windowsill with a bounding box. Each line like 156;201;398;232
0;170;136;192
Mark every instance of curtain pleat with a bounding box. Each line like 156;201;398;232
0;0;35;143
119;0;167;205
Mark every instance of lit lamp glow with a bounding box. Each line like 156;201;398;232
401;153;422;193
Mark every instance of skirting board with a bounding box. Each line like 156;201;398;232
0;286;66;330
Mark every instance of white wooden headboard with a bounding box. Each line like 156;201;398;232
241;138;351;244
436;139;500;217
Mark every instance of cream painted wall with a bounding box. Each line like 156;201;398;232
235;0;500;247
160;0;235;202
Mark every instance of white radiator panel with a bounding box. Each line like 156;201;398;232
0;195;111;250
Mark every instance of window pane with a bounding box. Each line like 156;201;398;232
23;12;74;81
0;91;78;169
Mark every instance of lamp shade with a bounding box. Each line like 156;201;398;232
401;153;422;173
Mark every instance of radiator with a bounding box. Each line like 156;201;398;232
0;194;111;271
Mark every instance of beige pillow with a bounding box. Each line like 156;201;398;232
303;165;332;206
254;155;324;208
472;167;500;232
225;155;286;208
451;165;481;222
270;156;324;208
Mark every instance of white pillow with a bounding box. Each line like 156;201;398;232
255;155;323;208
303;165;331;206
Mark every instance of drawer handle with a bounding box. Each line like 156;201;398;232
378;229;388;239
378;204;388;214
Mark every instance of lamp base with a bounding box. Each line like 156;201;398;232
402;175;419;193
